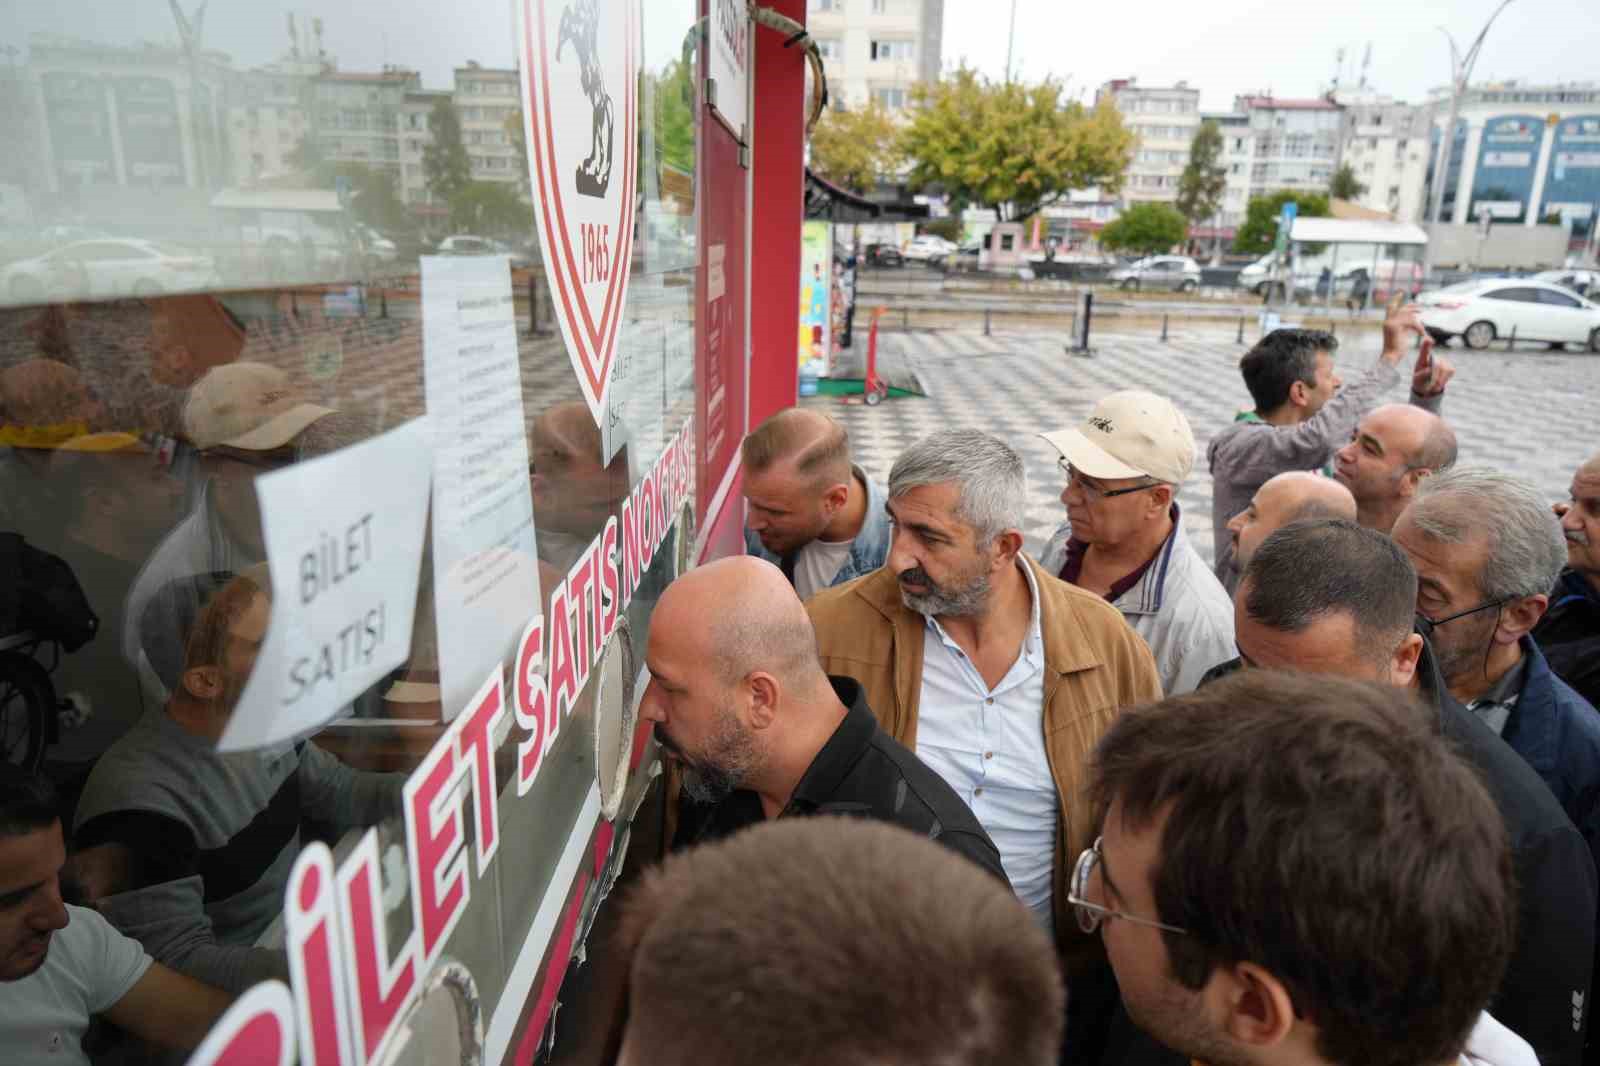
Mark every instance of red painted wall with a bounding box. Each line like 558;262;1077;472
748;0;806;426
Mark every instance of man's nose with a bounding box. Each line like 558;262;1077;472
638;681;666;723
1561;506;1583;532
28;883;68;934
746;510;766;531
1226;511;1245;533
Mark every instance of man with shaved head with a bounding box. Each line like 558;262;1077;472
642;556;1004;879
1333;403;1458;533
1225;471;1357;586
1534;452;1600;708
741;408;889;599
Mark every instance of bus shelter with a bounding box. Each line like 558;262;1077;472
1287;217;1429;314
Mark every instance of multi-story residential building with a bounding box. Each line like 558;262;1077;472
1332;90;1431;221
1235;95;1342;199
1422;80;1600;236
400;87;446;209
1097;78;1201;206
227;54;320;185
1203;110;1253;229
806;0;943;112
452;63;522;193
311;67;417;189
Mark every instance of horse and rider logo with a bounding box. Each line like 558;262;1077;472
520;0;638;430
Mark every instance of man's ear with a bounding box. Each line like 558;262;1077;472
1400;467;1433;498
182;665;222;702
1215;961;1298;1051
1287;379;1310;409
820;480;850;515
991;530;1024;566
745;672;781;730
1149;484;1175;516
1391;633;1424;687
1497;594;1548;644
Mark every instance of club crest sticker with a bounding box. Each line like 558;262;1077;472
519;0;639;428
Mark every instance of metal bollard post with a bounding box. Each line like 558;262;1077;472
380;287;389;319
1160;313;1169;343
1236;316;1245;344
984;307;991;336
1329;319;1336;339
1507;325;1516;352
902;307;910;332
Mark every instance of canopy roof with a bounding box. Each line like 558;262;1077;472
1290;217;1428;246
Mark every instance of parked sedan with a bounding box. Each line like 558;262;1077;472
902;234;957;262
863;243;903;268
1;238;216;304
1106;255;1201;292
1418;279;1600;351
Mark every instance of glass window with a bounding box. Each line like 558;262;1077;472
1537;288;1581;308
0;0;702;1060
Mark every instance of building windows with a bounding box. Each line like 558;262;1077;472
810;0;839;10
872;0;887;11
814;39;840;60
870;40;914;61
873;87;908;109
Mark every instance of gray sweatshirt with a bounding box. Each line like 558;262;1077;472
74;708;403;992
1207;358;1443;591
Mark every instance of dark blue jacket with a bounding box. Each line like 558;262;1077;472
1502;637;1600;857
1534;569;1600;710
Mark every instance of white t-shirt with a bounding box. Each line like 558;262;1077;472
793;537;854;601
2;904;152;1066
1459;1011;1539;1066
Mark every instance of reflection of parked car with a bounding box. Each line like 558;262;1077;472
358;225;400;265
1534;268;1600;298
1107;255;1201;292
435;234;533;268
1419;279;1600;351
864;243;903;268
1;239;216;304
902;235;956;262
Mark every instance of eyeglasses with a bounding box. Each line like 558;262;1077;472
1067;836;1189;936
1058;459;1160;503
1414;598;1507;639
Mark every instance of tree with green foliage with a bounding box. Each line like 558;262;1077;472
649;57;695;177
1175;120;1227;227
899;65;1134;221
1099;202;1189;255
450;181;526;236
1329;164;1368;201
423;99;472;206
1233;190;1330;254
809;99;905;192
918;217;965;242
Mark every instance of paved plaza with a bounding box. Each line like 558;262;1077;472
805;327;1599;566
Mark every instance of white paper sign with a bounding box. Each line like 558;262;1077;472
709;0;750;140
219;418;431;752
421;255;542;720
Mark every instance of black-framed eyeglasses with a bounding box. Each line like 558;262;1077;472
1414;598;1508;639
1067;836;1189;936
1058;459;1159;503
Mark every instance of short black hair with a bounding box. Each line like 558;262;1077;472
1240;329;1338;413
1242;518;1417;664
1089;670;1513;1066
0;765;60;838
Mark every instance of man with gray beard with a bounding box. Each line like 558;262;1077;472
805;429;1161;1065
645;557;1003;881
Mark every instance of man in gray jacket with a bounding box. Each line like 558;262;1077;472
1040;391;1234;695
1208;299;1452;592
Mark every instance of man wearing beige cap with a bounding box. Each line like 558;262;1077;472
123;362;336;703
1040;390;1233;694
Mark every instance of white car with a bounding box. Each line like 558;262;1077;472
902;234;957;262
1108;255;1202;292
1;238;217;304
1419;278;1600;352
1533;268;1600;298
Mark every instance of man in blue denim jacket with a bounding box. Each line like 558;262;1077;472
742;409;890;601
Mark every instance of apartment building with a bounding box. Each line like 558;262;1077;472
1235;95;1341;198
806;0;943;112
452;63;522;193
1333;90;1431;221
1096;78;1201;206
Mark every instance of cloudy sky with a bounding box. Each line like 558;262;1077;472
942;0;1600;111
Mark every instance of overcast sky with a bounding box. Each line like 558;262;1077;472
942;0;1600;112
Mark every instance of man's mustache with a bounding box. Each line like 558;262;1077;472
897;566;935;588
1568;531;1590;547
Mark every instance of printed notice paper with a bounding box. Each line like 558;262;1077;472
421;255;542;720
219;418;431;752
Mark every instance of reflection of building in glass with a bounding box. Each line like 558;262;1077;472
1422;81;1600;235
453;63;524;197
311;68;417;181
401;88;446;211
226;56;320;185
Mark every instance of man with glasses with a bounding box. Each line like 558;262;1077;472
1393;467;1600;849
1207;517;1593;1065
1040;392;1233;694
1332;403;1457;534
1533;452;1600;707
1074;669;1538;1066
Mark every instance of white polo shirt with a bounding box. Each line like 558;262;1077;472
916;559;1057;935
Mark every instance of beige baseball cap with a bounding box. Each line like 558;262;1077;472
1040;390;1195;485
182;362;334;451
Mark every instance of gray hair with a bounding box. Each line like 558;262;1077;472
1407;467;1566;600
888;429;1028;544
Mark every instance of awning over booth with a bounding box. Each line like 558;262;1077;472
1289;218;1429;246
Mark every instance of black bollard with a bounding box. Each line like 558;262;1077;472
1160;313;1169;343
1507;325;1516;352
984;307;991;336
902;307;909;332
380;287;389;319
1236;316;1245;344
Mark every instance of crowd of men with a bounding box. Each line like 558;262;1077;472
5;295;1599;1066
631;298;1599;1066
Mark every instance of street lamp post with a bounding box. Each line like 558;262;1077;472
1005;0;1018;84
1422;0;1513;283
